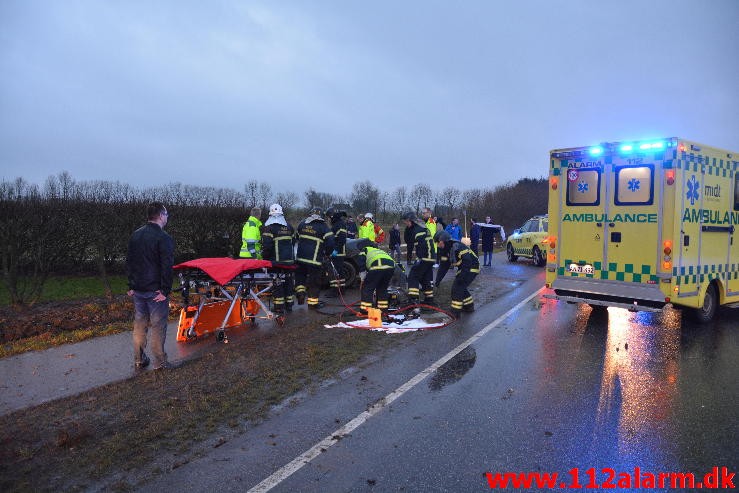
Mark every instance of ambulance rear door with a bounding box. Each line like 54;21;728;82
604;156;662;286
559;163;606;278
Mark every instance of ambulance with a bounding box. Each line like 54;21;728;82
545;137;738;322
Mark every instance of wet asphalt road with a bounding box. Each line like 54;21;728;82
141;253;738;492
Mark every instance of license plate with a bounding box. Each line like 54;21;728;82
569;263;594;274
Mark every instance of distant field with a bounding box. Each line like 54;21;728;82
0;275;129;306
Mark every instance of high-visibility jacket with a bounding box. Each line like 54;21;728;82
425;218;437;239
358;246;395;272
296;217;335;266
408;222;435;262
358;219;376;242
373;223;386;243
261;222;295;264
240;216;263;258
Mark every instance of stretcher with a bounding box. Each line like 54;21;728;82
173;257;295;342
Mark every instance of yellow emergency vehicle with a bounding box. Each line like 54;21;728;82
545;137;738;322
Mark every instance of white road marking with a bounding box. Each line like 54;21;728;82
248;287;544;493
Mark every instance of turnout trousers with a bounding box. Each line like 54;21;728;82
450;270;477;314
295;262;323;307
360;268;394;313
407;261;435;303
272;272;294;312
329;256;345;289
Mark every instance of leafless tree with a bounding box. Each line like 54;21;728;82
409;183;432;214
274;191;299;213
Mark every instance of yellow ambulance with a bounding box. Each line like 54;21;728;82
545;137;738;322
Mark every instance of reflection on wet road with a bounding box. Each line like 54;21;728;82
530;299;737;474
428;346;477;392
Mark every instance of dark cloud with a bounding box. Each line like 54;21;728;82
1;0;738;195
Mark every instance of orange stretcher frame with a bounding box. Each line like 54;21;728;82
173;257;295;342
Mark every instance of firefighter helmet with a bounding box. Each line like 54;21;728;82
364;212;374;220
269;203;284;216
401;211;417;222
434;230;452;243
309;206;323;216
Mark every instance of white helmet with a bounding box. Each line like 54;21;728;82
364;212;374;220
269;203;283;216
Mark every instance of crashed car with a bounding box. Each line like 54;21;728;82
324;239;406;295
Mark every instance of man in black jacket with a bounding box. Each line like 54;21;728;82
127;202;175;370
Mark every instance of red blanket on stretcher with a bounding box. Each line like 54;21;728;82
173;257;295;285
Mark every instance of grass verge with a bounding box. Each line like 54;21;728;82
0;275;129;306
0;322;131;358
0;313;396;492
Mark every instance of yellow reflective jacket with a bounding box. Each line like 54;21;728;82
358;246;395;271
358;219;376;242
240;216;263;258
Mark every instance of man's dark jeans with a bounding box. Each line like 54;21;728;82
132;291;169;367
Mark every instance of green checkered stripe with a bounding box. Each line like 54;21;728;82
513;245;535;256
557;260;658;283
673;263;739;285
672;154;737;178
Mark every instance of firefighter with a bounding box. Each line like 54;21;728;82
239;207;263;258
402;211;436;306
325;207;347;292
261;203;295;313
434;230;479;317
350;238;395;314
358;212;376;241
295;207;334;309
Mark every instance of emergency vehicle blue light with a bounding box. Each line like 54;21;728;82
639;143;652;150
620;144;633;152
650;142;664;149
590;146;603;156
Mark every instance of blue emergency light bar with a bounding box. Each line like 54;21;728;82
553;139;673;159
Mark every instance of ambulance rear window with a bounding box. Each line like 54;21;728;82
734;172;739;211
566;168;601;206
615;165;654;205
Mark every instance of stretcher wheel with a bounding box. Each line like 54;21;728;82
275;315;286;326
216;330;225;342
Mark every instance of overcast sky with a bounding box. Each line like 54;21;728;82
1;0;738;196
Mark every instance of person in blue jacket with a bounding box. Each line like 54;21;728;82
444;218;462;241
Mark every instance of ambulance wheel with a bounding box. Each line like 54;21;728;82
693;284;717;323
532;246;545;267
506;243;518;262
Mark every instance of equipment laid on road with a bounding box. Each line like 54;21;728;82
545;137;738;322
173;257;296;342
